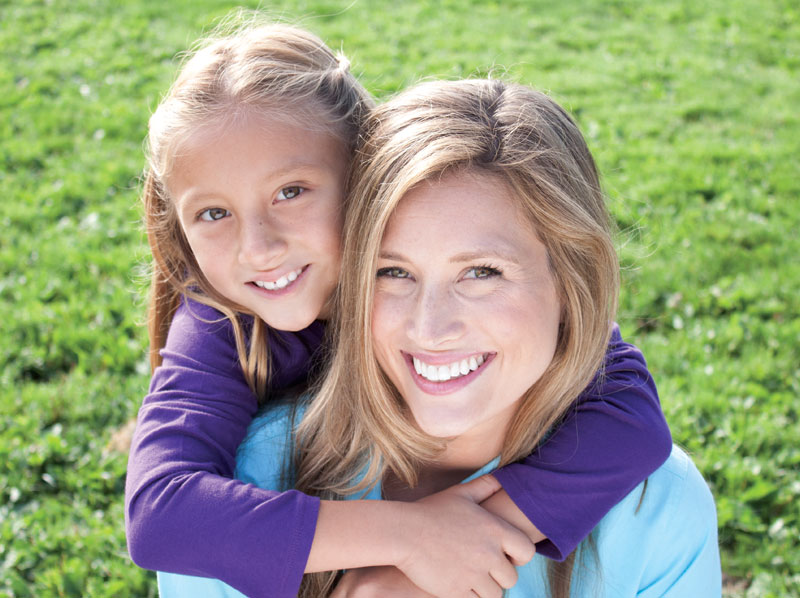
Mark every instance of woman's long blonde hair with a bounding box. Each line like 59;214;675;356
142;15;373;397
294;78;619;596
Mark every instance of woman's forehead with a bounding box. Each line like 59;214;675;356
380;170;545;264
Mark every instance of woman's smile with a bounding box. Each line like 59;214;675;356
371;170;561;447
405;351;495;394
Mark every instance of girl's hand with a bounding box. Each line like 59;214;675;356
331;566;433;598
395;474;534;597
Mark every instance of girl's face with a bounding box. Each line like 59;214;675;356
169;114;347;331
371;171;561;463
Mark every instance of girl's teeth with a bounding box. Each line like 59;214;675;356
415;354;488;382
255;268;302;290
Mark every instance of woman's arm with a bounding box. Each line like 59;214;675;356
492;323;672;560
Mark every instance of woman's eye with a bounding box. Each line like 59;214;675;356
199;208;229;221
463;266;502;280
376;267;411;279
276;186;305;201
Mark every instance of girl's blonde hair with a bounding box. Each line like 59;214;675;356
295;79;619;596
142;17;373;397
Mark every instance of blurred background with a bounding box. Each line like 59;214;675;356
1;1;798;596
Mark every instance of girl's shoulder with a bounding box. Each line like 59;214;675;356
168;296;244;346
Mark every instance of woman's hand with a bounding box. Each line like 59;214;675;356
394;474;534;597
331;566;433;598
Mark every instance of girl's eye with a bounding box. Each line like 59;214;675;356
199;208;230;221
376;266;411;279
463;266;502;280
276;186;305;201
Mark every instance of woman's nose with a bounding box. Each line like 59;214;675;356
237;219;288;269
406;284;465;348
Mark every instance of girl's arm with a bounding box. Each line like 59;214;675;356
492;323;673;560
125;298;325;597
129;299;533;598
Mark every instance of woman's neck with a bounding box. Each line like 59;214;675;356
382;431;504;502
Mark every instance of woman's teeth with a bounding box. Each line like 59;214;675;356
413;354;486;382
253;268;302;290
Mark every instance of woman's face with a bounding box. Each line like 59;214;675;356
372;170;562;456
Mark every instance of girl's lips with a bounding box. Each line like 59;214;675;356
403;352;495;396
249;265;309;297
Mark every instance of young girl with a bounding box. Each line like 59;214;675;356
159;78;720;598
126;17;673;598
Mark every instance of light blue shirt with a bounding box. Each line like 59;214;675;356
159;404;721;597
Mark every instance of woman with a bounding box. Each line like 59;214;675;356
160;78;721;597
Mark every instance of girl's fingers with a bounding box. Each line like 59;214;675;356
489;556;520;589
500;520;536;566
469;575;504;598
453;474;502;504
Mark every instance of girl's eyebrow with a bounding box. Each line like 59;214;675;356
177;160;329;207
176;190;218;211
266;160;331;180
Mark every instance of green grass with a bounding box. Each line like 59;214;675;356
1;0;798;595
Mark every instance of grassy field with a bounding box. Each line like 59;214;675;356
1;0;798;596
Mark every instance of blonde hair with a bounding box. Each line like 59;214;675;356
142;16;373;398
295;79;619;596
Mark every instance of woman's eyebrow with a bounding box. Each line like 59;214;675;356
449;250;521;265
378;251;409;262
379;249;522;265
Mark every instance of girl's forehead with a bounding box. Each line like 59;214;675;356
166;108;348;179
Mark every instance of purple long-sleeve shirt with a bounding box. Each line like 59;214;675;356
125;298;671;597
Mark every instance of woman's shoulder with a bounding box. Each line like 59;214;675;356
234;401;309;489
646;445;716;516
594;444;721;596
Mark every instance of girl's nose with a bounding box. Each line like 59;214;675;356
406;284;466;348
237;219;288;269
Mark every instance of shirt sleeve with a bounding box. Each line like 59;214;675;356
492;323;673;561
158;404;303;598
125;299;322;598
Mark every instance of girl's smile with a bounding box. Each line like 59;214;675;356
169;113;347;331
250;265;306;291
